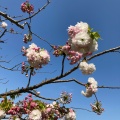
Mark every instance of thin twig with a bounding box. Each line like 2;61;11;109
0;80;9;84
28;90;60;101
94;93;98;102
0;62;21;71
98;86;120;89
27;68;34;87
71;107;93;112
0;29;7;38
61;54;66;76
32;32;53;48
87;46;120;61
51;79;85;86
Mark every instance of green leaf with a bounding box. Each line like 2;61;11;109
92;32;100;40
90;31;101;41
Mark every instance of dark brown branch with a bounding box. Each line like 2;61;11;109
3;15;23;21
71;107;93;112
87;46;120;61
27;68;34;87
51;79;85;86
17;0;50;22
0;46;120;97
0;29;7;38
28;91;59;101
98;86;120;89
24;22;32;33
94;93;98;103
61;54;66;76
0;11;24;29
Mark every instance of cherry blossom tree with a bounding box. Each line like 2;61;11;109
0;0;120;120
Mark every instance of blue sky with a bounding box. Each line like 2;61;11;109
0;0;120;119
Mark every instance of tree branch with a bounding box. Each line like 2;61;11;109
0;46;120;97
0;11;24;29
51;79;85;86
27;67;34;87
87;46;120;61
28;90;59;101
98;86;120;89
0;29;7;38
70;107;93;112
61;54;66;76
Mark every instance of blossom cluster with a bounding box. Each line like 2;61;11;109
8;94;37;115
60;91;72;104
79;61;96;75
0;93;76;120
62;109;76;120
90;101;104;115
59;91;72;104
22;43;50;69
67;22;99;54
53;21;100;65
81;77;98;97
21;1;34;13
53;44;83;64
23;33;32;43
3;94;42;120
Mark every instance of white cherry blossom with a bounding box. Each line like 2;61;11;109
0;110;6;119
29;109;42;120
1;22;8;28
81;77;98;97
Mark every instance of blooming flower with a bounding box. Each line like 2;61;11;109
75;21;89;33
90;101;104;115
79;61;96;75
53;21;100;66
1;22;8;28
37;91;40;95
88;77;98;85
59;92;72;104
22;43;50;69
67;51;83;64
89;40;98;52
21;1;34;13
81;77;98;97
68;22;91;48
29;109;42;120
0;110;6;119
23;33;32;43
62;44;71;55
71;32;91;47
39;50;50;65
68;25;80;38
64;109;76;120
67;21;99;57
